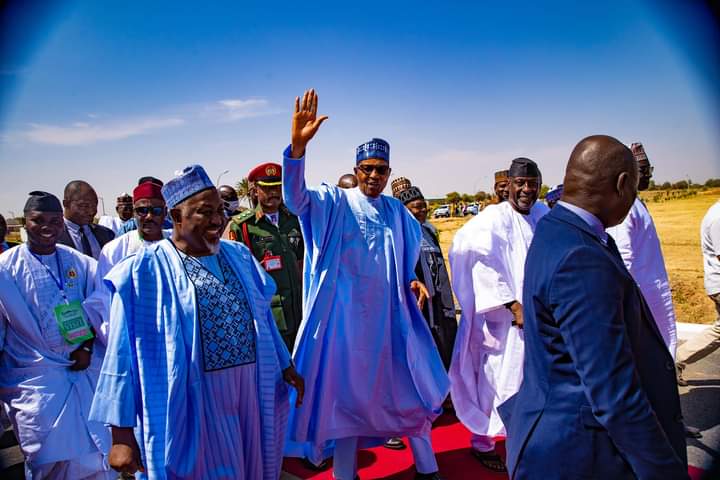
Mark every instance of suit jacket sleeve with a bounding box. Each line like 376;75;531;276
549;245;687;479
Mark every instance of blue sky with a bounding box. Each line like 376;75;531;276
1;0;718;216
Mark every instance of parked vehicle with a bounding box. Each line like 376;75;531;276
464;204;479;215
433;204;451;218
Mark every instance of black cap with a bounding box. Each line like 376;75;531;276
508;157;541;178
24;191;63;214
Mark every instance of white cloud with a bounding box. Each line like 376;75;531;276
23;117;185;146
207;98;277;121
12;96;276;146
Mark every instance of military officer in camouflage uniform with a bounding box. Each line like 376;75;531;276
227;162;304;350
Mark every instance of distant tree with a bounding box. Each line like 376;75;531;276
539;184;550;199
648;180;657;190
475;191;488;202
672;180;688;190
235;177;249;197
446;191;461;204
461;193;474;203
660;181;672;190
705;178;720;188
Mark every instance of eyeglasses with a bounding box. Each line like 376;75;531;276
356;164;391;176
135;206;165;217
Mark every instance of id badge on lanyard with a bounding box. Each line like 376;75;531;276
54;301;94;344
33;251;94;345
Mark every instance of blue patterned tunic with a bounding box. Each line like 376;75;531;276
182;252;257;370
90;240;291;480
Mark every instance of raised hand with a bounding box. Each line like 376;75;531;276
291;88;329;159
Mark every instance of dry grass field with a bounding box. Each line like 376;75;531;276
432;189;720;325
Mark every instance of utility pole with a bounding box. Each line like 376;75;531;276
216;170;230;186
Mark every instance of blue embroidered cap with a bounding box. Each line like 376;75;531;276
356;138;390;164
161;164;215;207
545;184;564;203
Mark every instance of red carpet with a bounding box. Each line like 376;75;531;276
283;413;708;479
282;413;509;479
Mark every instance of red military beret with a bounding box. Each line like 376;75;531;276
133;181;164;202
248;163;282;186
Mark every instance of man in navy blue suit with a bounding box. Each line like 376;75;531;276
499;135;688;479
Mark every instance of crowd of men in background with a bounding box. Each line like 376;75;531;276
0;88;719;479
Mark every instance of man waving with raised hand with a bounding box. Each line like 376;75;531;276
282;89;449;480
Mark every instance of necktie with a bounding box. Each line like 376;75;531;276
80;226;93;256
605;235;623;262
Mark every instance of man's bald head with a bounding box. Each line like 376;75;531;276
218;185;238;200
338;173;358;189
63;180;99;225
562;135;638;228
64;180;97;200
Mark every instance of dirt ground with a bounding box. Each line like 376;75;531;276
432;190;720;325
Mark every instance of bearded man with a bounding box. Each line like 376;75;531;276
90;165;304;479
449;158;548;473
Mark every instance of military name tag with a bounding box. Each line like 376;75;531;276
262;255;283;272
53;301;94;344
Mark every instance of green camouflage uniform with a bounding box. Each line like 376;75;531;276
228;205;304;350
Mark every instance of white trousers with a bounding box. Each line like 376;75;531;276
333;434;438;479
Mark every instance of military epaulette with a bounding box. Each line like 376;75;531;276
231;209;255;224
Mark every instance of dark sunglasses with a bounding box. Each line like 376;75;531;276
356;164;391;176
135;206;165;217
639;165;654;174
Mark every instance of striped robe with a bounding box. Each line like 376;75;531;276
89;239;291;479
0;244;112;478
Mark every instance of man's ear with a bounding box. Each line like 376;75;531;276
616;172;629;197
169;207;182;224
62;199;70;209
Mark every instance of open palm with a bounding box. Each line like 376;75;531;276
291;88;328;158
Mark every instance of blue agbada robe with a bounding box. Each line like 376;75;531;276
89;239;291;480
282;147;449;457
